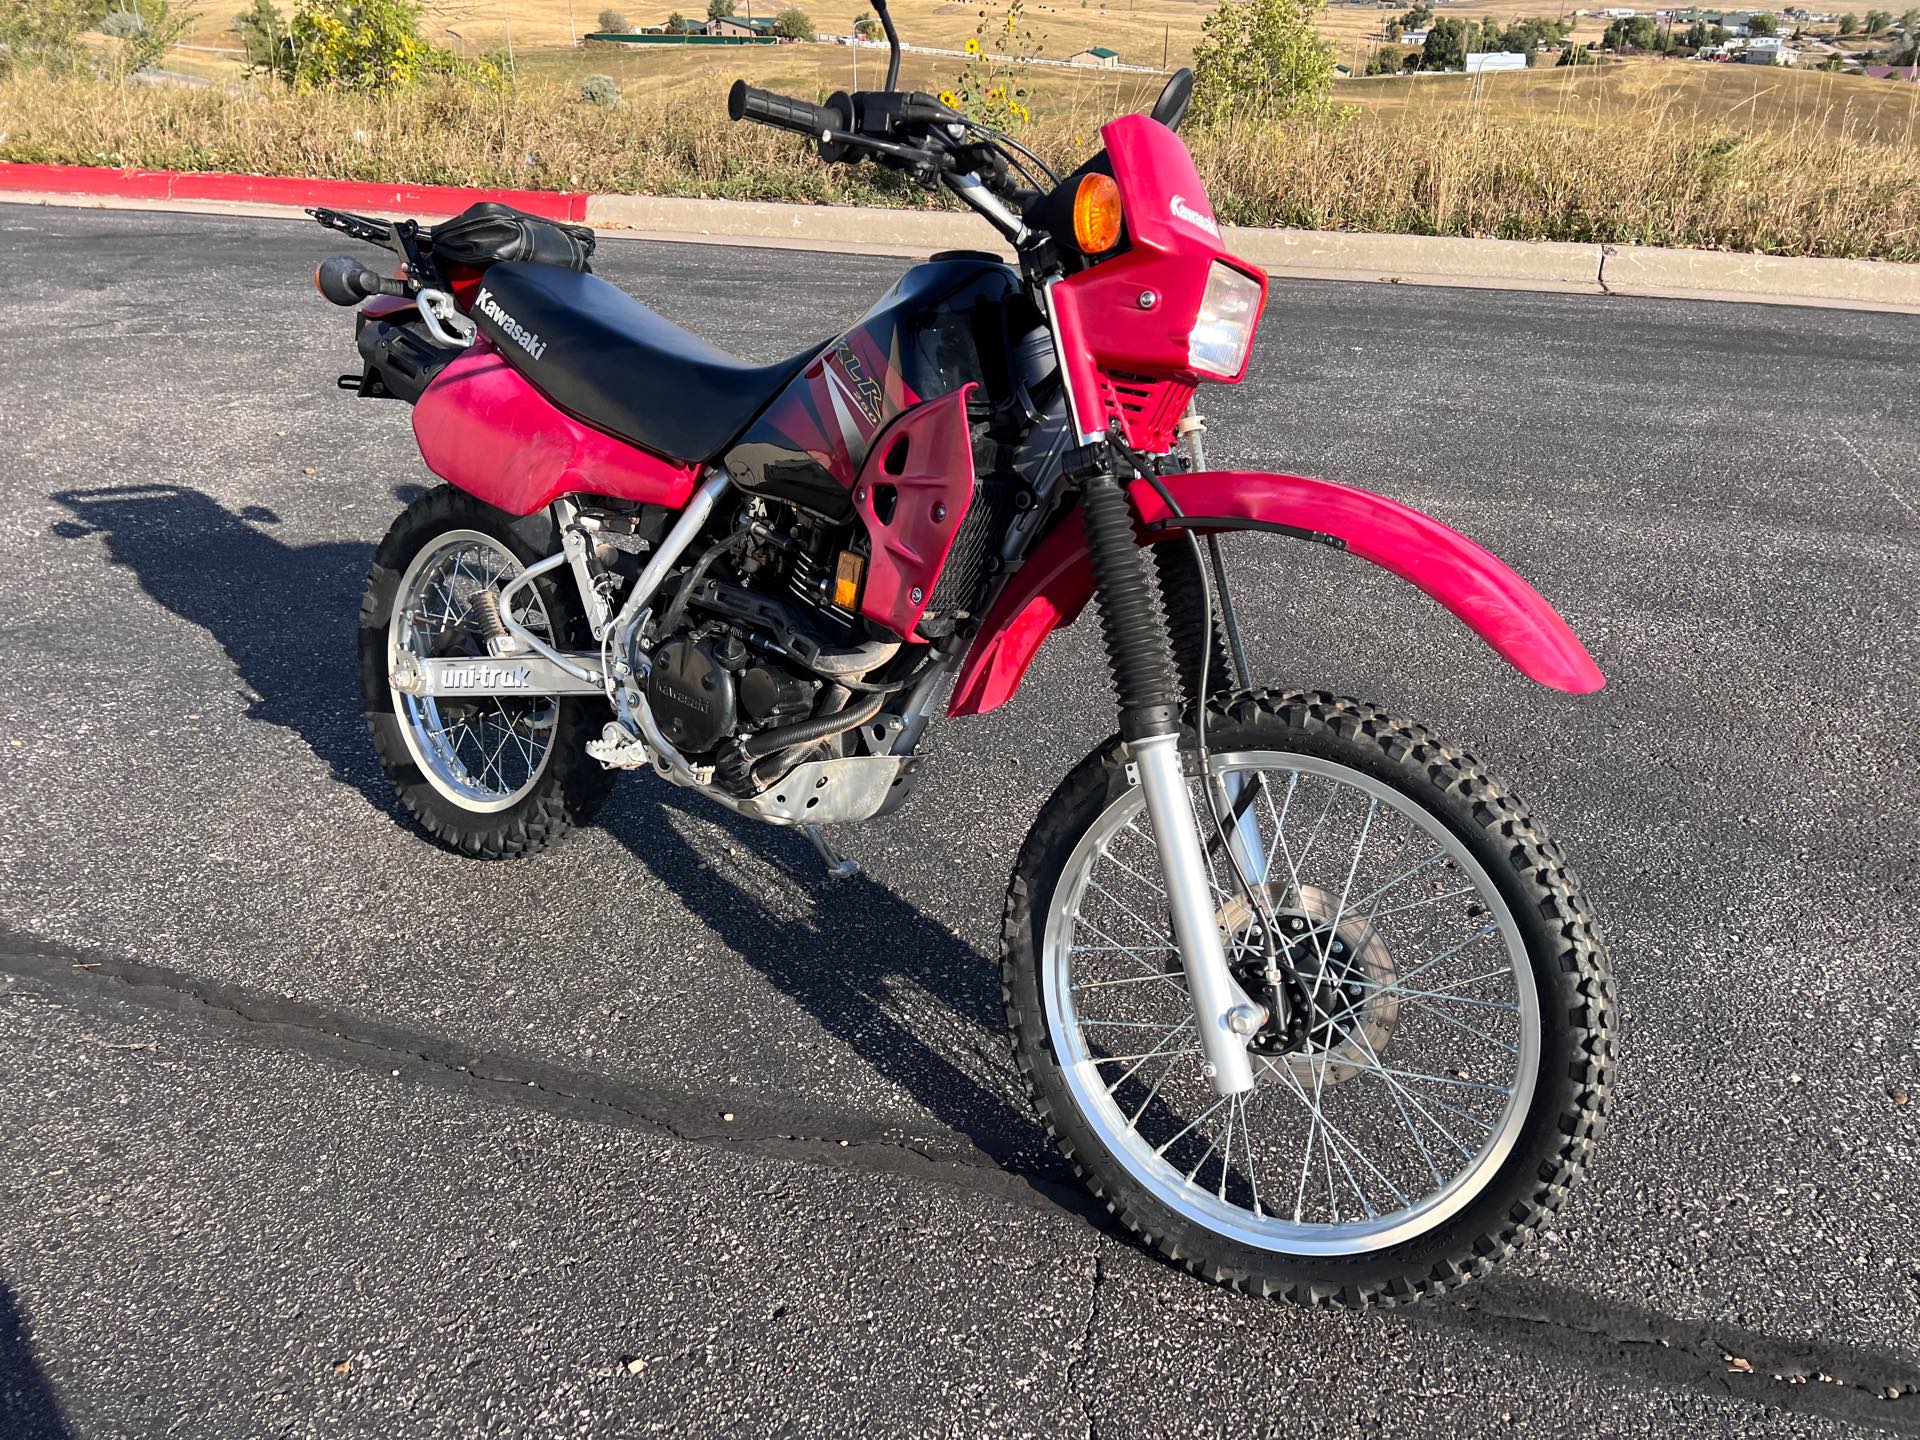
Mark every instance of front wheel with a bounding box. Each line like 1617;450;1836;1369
1000;690;1614;1307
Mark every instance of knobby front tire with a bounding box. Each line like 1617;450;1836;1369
1000;689;1614;1307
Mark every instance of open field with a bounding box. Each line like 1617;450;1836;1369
1340;55;1920;145
174;0;1624;72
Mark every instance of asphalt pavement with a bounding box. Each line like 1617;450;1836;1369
1;203;1917;1438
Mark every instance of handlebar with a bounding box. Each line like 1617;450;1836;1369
315;254;410;306
727;81;845;138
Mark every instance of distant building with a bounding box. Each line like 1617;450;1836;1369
708;13;773;33
1861;62;1920;76
1743;33;1798;59
1401;26;1430;42
1600;6;1638;15
1067;44;1122;65
1464;49;1529;68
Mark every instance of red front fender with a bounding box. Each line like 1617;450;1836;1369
947;470;1604;717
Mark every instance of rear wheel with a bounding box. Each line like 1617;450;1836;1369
1000;689;1613;1307
358;487;614;858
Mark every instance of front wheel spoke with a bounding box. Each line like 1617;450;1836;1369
1393;996;1518;1055
1270;1060;1401;1213
1361;884;1480;926
1098;1024;1194;1095
1154;1094;1232;1158
1333;1057;1511;1099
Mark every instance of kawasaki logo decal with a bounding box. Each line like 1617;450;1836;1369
1169;194;1220;240
475;288;548;360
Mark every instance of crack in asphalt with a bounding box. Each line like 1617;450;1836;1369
1069;1252;1106;1440
3;928;1917;1434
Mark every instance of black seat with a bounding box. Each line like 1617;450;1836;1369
469;263;823;465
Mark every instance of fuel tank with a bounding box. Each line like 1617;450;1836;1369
720;256;1041;521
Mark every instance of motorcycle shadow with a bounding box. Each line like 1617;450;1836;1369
46;483;1076;1200
598;779;1075;1187
0;1279;75;1440
50;482;392;808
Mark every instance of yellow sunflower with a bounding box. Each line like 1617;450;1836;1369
939;89;960;107
964;36;981;54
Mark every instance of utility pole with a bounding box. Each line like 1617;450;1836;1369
569;0;577;45
1163;23;1169;66
852;14;858;85
502;2;515;75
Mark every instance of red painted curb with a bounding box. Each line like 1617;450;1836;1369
0;162;588;222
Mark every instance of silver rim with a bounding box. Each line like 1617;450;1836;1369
1041;750;1540;1257
386;529;558;813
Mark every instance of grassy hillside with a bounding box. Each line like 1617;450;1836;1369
5;66;1917;258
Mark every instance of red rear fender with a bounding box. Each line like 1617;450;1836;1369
947;470;1604;717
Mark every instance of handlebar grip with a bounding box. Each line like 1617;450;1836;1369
315;255;408;306
727;79;841;137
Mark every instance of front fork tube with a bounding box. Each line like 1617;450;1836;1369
1131;736;1261;1096
1078;461;1260;1097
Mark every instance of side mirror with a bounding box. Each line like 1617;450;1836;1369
1150;68;1193;132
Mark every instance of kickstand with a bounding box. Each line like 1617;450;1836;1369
801;823;860;881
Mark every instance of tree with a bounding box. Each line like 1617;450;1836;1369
705;0;733;15
1746;10;1778;35
772;6;813;35
1190;0;1335;122
1556;39;1594;61
1420;15;1471;67
595;7;628;28
1864;6;1890;29
1602;13;1660;48
233;0;288;68
852;8;876;33
664;9;692;30
1837;11;1858;32
1365;40;1408;70
1684;19;1708;46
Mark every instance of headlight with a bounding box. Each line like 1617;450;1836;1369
1188;262;1261;378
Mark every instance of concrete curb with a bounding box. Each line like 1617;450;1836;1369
5;162;1918;314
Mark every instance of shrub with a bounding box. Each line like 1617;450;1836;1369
234;0;289;69
99;7;147;36
664;11;692;32
579;72;622;106
595;7;627;29
283;0;451;90
1191;0;1335;124
772;7;814;38
1556;41;1594;63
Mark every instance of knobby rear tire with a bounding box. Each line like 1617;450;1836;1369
999;688;1615;1308
358;486;614;860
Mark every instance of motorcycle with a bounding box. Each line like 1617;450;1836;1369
310;19;1613;1307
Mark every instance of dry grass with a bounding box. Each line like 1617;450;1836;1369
3;67;1917;258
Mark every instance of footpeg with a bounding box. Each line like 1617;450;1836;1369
801;823;859;881
586;722;653;770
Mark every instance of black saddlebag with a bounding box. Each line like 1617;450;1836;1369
429;202;596;272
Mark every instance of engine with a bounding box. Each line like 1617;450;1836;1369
628;497;915;796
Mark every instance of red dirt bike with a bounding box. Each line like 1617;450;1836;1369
312;21;1612;1306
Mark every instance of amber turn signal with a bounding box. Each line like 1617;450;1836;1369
1072;173;1124;254
832;550;866;610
